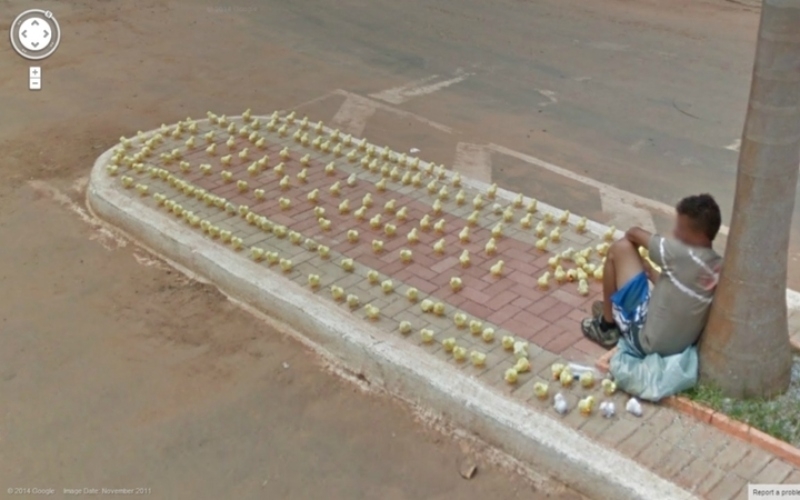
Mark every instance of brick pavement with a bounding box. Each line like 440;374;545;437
105;111;800;499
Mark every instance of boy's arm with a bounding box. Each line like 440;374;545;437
626;227;661;282
625;227;652;249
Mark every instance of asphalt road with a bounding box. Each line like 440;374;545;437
243;0;757;211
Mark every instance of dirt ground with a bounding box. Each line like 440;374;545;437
0;0;768;497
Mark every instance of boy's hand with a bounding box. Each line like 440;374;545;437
642;258;660;283
697;263;721;291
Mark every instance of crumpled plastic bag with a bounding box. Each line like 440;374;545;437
609;338;698;402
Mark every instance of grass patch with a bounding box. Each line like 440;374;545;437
683;356;800;447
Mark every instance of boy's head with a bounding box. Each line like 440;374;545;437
674;194;721;246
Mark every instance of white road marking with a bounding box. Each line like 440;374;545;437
28;180;128;251
725;138;741;152
588;41;629;51
536;90;558;107
370;73;473;105
330;93;377;136
333;90;453;133
679;157;695;166
629;140;646;152
370;75;439;103
788;291;800;311
286;89;342;112
574;76;592;82
452;143;492;184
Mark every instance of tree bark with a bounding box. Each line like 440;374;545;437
699;0;800;398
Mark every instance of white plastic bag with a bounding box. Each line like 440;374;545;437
609;338;698;402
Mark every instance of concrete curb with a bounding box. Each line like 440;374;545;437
88;143;698;500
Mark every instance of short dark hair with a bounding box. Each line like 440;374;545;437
676;194;722;241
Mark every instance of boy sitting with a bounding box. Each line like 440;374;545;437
581;194;723;357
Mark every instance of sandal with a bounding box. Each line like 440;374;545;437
581;315;620;349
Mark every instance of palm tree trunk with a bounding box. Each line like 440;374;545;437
699;0;800;398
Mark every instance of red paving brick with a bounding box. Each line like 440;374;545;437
528;296;559;316
487;290;520;311
541;301;573;322
511;296;534;309
573;338;606;358
544;330;579;354
567;308;588;323
510;283;546;302
491;301;523;318
530;324;564;347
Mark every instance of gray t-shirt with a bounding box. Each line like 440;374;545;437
640;234;723;356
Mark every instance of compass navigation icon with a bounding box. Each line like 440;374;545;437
10;9;61;60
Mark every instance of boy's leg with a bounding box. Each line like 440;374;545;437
582;238;646;348
601;238;646;323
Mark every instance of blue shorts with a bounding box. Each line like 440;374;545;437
611;272;649;357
